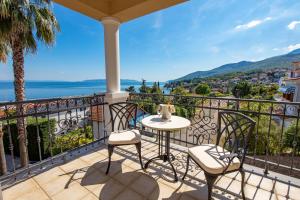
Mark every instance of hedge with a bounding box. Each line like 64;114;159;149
3;118;56;161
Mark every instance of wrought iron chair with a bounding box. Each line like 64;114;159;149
106;102;143;174
182;111;256;200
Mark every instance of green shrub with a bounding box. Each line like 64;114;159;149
195;83;211;95
3;118;56;161
52;126;93;155
283;121;300;155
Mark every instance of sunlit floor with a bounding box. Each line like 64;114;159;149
3;138;300;200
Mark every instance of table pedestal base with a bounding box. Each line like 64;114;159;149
144;131;178;182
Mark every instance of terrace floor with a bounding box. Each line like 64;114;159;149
3;137;300;200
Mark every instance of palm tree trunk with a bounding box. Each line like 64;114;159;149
0;123;7;175
12;38;28;167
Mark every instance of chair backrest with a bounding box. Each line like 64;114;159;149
109;102;138;132
216;111;256;164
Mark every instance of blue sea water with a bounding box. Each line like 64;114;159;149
0;80;166;102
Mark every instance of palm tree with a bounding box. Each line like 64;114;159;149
0;0;60;167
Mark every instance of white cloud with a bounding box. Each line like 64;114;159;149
287;21;300;30
210;46;220;53
287;43;300;52
235;17;272;30
153;13;163;29
273;43;300;53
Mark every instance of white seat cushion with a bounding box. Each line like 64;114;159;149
188;144;240;174
108;129;141;145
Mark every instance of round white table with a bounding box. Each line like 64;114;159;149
141;115;191;182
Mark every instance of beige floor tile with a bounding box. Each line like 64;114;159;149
245;172;262;185
15;188;50;200
33;167;66;185
80;193;99;200
79;151;107;165
51;182;89;200
179;194;196;200
114;188;145;200
97;179;125;200
252;188;275;200
273;181;289;197
94;147;108;156
3;179;41;200
39;174;75;196
80;170;110;191
112;168;142;185
130;173;159;197
244;183;259;199
59;158;90;173
288;185;300;200
148;182;181;200
180;181;209;200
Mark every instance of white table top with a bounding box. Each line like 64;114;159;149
141;115;191;131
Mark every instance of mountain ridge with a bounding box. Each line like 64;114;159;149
173;48;300;81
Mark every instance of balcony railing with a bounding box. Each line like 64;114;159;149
0;94;106;187
128;93;300;179
1;92;300;190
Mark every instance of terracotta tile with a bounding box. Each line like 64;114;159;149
114;188;145;200
130;174;159;197
51;182;89;200
2;179;40;200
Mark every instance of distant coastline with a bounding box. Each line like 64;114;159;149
0;79;165;102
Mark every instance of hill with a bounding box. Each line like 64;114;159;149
174;48;300;81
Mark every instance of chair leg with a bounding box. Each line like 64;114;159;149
241;170;246;200
182;154;190;180
106;144;114;175
135;142;143;169
204;172;218;200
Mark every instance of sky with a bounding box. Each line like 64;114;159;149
1;0;300;82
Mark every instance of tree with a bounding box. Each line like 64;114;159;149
171;86;188;96
195;83;211;95
0;0;60;166
139;79;150;93
125;86;136;93
232;81;251;98
150;82;162;94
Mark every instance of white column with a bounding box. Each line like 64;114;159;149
102;17;121;93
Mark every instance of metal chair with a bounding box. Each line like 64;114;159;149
106;102;143;174
182;111;256;200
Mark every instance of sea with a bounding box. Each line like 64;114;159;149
0;80;167;102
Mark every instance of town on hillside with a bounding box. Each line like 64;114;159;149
162;61;300;103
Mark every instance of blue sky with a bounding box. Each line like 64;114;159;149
1;0;300;82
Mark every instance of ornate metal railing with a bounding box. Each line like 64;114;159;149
0;94;106;187
129;93;300;179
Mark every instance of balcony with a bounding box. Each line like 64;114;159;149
0;93;300;199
